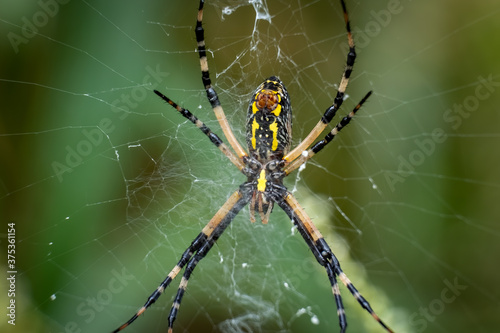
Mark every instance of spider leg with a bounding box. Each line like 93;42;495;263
284;91;372;175
167;189;250;332
112;190;250;332
195;0;249;160
154;90;245;171
277;192;393;333
283;0;357;164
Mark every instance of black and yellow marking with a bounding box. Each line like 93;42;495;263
246;76;292;161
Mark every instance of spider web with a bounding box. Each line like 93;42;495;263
1;0;500;332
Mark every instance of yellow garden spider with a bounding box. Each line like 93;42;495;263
113;0;393;332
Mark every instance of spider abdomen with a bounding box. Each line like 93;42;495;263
246;76;292;162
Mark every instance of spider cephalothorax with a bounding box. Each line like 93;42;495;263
113;1;393;332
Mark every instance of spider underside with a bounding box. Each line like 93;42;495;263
112;1;393;332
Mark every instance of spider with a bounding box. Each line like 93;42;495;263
113;0;393;332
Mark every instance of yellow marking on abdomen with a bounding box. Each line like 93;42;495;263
251;117;259;149
271;103;282;117
252;100;259;114
269;120;278;150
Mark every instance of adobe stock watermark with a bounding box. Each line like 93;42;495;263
51;64;169;182
385;74;500;191
339;0;407;55
408;277;467;332
7;0;71;54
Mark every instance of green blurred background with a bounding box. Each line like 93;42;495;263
1;0;499;332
